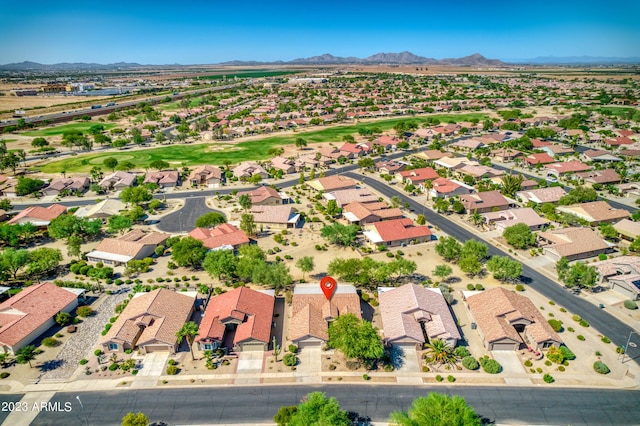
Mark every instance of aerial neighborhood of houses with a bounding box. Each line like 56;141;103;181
0;66;639;406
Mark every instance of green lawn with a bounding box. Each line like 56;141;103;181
22;122;116;137
39;113;487;173
200;70;302;80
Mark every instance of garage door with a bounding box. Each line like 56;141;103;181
296;340;322;350
613;283;636;300
491;342;517;351
241;342;266;351
144;345;170;353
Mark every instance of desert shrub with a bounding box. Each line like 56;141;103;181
567;327;575;332
559;308;567;313
288;344;298;353
524;360;532;367
168;359;177;366
475;284;484;291
462;356;479;370
558;366;565;372
94;350;103;356
109;363;119;371
579;320;589;328
422;366;429;372
384;363;394;372
529;368;536;373
548;319;563;332
577;335;585;341
572;315;581;322
624;300;638;310
601;336;611;344
166;365;178;375
346;360;361;370
515;284;524;291
42;337;59;347
479;357;501;374
548;300;555;305
545;360;552;366
559;346;575;361
283;353;297;367
76;306;93;317
593;361;610;374
362;373;370;381
454;346;471;358
0;372;9;379
447;375;455;382
370;299;379;307
79;359;88;365
435;375;443;382
536;367;543;373
543;374;554;383
546;346;564;364
361;293;370;302
466;284;475;291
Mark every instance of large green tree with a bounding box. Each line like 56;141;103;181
195;212;226;228
389;393;481;426
25;247;63;281
328;313;384;361
171;237;207;268
435;236;462;262
276;392;350;426
120;186;153;205
320;223;359;246
0;248;30;280
295;256;315;280
503;223;536;249
486;256;522;282
203;249;238;280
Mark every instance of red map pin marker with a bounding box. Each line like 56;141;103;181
320;276;337;300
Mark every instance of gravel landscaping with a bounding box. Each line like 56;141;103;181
41;290;129;381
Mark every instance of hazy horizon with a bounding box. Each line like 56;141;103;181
1;0;638;64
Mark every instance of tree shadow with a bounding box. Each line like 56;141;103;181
389;345;406;370
39;359;65;373
347;411;372;425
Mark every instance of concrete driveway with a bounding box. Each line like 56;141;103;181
492;351;532;385
235;350;264;384
295;346;322;383
156;196;223;233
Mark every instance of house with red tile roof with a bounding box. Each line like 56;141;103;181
396;167;439;187
239;186;286;206
188;165;224;187
189;224;249;251
524;153;555;166
545;160;590;177
306;175;357;192
144;170;180;188
42;177;90;197
87;229;169;266
290;283;361;349
8;204;66;227
196;287;274;352
576;169;621;185
373;135;400;151
604;136;634;147
466;287;562;351
0;282;80;354
429;178;475;199
375;160;407;175
363;218;432;247
343;202;403;226
100;288;195;354
379;284;460;349
482;208;549;233
338;143;368;157
460;191;510;214
323;188;378;207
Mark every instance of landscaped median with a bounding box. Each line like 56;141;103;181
38;113;487;173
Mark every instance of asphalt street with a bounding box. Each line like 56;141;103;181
155;196;222;233
16;385;640;425
347;171;640;363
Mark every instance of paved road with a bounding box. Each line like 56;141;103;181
155;196;222;233
348;171;640;363
20;385;640;425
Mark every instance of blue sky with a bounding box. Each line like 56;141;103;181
1;0;638;64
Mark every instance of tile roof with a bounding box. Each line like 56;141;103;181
325;188;378;206
89;229;169;260
188;165;223;183
307;175;357;192
576;169;621;184
101;288;194;347
613;219;640;240
592;255;640;278
467;287;562;346
238;186;281;204
144;171;179;186
460;191;509;210
525;153;555;165
398;167;439;183
290;284;361;342
557;201;630;224
379;284;460;344
8;204;67;225
538;227;609;258
98;171;136;188
44;177;89;193
482;208;549;229
0;282;78;347
364;218;431;243
516;187;567;204
250;205;298;224
545;161;590;174
189;223;249;250
196;287;274;346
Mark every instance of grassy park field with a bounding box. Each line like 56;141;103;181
22;122;116;137
39;113;487;173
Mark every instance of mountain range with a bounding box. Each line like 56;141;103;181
2;52;639;70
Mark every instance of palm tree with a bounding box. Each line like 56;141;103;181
500;173;524;197
423;180;433;201
176;321;199;361
15;345;38;368
423;339;457;368
469;210;483;227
